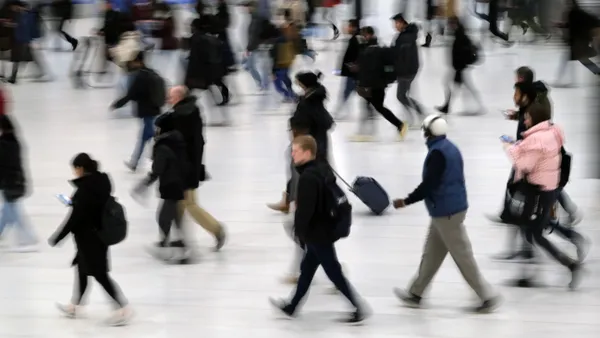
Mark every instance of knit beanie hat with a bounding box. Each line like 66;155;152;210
295;71;322;88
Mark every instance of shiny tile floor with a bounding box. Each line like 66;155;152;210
1;10;599;338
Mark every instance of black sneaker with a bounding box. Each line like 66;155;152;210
473;296;501;313
393;288;421;308
268;298;295;318
569;263;583;290
337;309;368;325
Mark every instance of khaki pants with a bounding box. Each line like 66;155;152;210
409;211;491;300
178;189;222;236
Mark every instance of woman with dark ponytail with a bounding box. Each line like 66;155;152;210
49;153;131;326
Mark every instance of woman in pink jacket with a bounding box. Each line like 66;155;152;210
502;102;585;290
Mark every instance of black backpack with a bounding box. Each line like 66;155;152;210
559;146;572;188
320;172;353;241
98;196;128;246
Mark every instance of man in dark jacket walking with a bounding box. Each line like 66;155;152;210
242;1;270;92
392;114;500;313
168;86;226;251
391;14;424;126
111;52;165;171
134;113;191;263
356;27;407;141
333;19;363;119
269;135;368;324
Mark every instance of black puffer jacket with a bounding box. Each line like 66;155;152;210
339;33;364;78
393;23;420;78
289;85;334;162
50;171;112;274
171;95;206;189
144;131;189;200
0;133;26;201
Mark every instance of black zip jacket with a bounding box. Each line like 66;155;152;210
289;85;334;161
404;150;445;205
170;95;206;189
393;23;420;78
339;33;363;78
293;160;337;244
143;131;189;200
112;67;163;118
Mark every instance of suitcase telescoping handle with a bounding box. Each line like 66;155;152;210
329;166;353;191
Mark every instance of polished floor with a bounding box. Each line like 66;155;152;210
1;8;600;338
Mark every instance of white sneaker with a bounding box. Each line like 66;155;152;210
56;303;77;318
105;306;133;326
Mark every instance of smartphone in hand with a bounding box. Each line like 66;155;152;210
56;194;72;206
500;135;515;143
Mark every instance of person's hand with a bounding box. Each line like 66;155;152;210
244;50;250;57
502;142;512;151
393;199;405;209
504;109;517;120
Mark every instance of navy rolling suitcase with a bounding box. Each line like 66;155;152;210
331;168;390;215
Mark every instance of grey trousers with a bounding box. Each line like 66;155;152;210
396;76;423;120
408;211;491;301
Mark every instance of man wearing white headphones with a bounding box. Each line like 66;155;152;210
391;114;501;313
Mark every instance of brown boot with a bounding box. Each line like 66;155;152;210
267;192;290;214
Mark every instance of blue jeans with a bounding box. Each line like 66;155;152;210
245;51;269;90
0;201;37;245
341;77;356;103
131;116;156;168
273;69;294;99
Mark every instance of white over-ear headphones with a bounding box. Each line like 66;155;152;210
422;114;448;138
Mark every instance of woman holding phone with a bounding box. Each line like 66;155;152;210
48;153;131;326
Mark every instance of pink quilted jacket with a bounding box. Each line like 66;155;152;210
506;121;564;191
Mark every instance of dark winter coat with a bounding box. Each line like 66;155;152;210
451;25;472;71
565;6;600;60
392;23;420;78
0;133;26;202
144;131;188;200
357;37;390;88
293;160;337;244
50;172;113;275
170;96;206;189
339;33;363;78
289;85;334;162
246;12;263;52
185;32;224;90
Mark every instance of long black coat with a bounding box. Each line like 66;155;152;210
50;172;112;275
0;133;26;202
171;96;205;190
451;26;472;71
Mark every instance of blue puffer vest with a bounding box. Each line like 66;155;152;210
423;136;468;217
